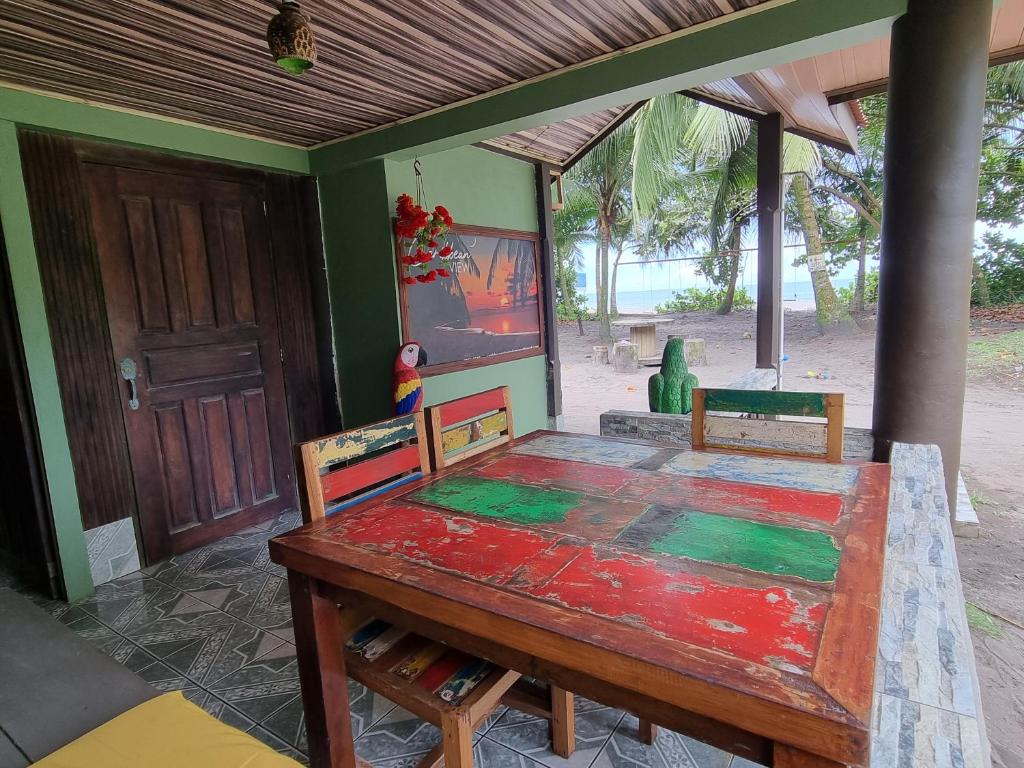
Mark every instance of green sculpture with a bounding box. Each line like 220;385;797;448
649;337;699;414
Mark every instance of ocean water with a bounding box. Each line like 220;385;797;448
584;279;855;313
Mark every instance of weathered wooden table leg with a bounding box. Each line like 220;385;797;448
638;719;658;745
773;743;846;767
288;571;357;768
550;685;575;757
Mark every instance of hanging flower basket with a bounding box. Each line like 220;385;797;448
395;162;455;285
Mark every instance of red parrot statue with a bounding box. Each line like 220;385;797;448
393;340;427;415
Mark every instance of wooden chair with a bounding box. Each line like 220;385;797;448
296;412;575;767
425;386;514;470
691;388;845;462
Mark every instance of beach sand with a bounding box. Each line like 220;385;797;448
558;308;1024;768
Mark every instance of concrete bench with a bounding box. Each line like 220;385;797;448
0;588;158;765
0;589;301;767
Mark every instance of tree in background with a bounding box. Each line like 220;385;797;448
552;186;595;331
564;124;631;339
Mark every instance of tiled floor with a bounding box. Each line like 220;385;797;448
8;511;751;768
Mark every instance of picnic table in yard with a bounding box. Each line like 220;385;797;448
611;317;673;364
270;430;892;768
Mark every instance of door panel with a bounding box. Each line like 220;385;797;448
84;164;296;561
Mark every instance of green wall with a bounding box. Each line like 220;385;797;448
317;145;548;434
387;148;546;433
0;90;310;600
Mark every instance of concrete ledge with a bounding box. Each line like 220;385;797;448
954;473;981;538
599;409;874;461
878;444;990;767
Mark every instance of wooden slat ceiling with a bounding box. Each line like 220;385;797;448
483;106;635;166
495;0;1024;167
0;0;770;148
812;0;1024;100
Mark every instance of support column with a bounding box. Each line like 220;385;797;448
756;113;784;381
535;163;563;429
873;0;991;505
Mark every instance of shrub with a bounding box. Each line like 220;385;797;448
655;287;754;314
974;234;1024;305
837;269;879;308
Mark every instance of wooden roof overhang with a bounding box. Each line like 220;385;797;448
487;0;1024;170
1;0;910;171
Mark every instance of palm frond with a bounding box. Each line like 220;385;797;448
683;105;751;163
630;93;696;219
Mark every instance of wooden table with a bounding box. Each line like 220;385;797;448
610;317;672;363
270;431;891;768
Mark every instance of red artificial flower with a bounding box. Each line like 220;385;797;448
401;254;416;266
430;227;440;236
434;205;449;218
415;270;437;283
427;240;438;248
436;268;451;278
439;244;453;257
402;276;417;285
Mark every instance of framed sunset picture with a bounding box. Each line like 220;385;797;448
397;223;545;375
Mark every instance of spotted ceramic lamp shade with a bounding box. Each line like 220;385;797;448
266;0;316;75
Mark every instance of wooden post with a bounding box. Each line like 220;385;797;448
873;0;991;506
535;162;563;429
756;113;783;381
288;572;356;768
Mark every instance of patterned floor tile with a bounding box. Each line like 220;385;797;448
206;637;298;691
354;706;446;766
476;736;551;768
213;678;304;724
595;716;733;768
144;548;259;588
247;724;309;763
487;702;624;768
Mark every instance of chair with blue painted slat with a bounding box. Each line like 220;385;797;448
297;412;431;524
691;388;845;462
425;386;514;470
295;413;576;768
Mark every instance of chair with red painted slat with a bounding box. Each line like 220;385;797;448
425;386;514;470
295;413;576;768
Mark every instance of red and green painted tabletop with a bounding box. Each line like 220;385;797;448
272;431;891;766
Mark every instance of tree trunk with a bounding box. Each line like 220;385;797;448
610;246;623;317
717;225;742;315
971;258;991;306
852;231;867;312
597;217;612;339
792;174;854;331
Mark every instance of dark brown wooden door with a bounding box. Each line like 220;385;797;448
83;164;296;561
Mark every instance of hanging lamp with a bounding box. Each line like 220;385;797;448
266;0;316;75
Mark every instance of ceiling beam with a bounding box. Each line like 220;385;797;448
309;0;906;172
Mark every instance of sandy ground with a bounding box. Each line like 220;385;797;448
558;309;1024;768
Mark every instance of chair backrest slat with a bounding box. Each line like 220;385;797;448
426;386;514;470
298;412;430;523
702;389;828;418
692;388;844;463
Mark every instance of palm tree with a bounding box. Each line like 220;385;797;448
565;123;633;339
552;185;596;331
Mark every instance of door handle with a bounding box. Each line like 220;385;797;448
119;357;140;411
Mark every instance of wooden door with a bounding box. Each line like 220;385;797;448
83;164;296;561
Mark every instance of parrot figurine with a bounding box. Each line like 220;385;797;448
393;340;428;415
648;337;699;414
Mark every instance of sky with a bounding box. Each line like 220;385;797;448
576;220;1022;296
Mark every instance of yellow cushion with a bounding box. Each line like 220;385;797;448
32;692;302;768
